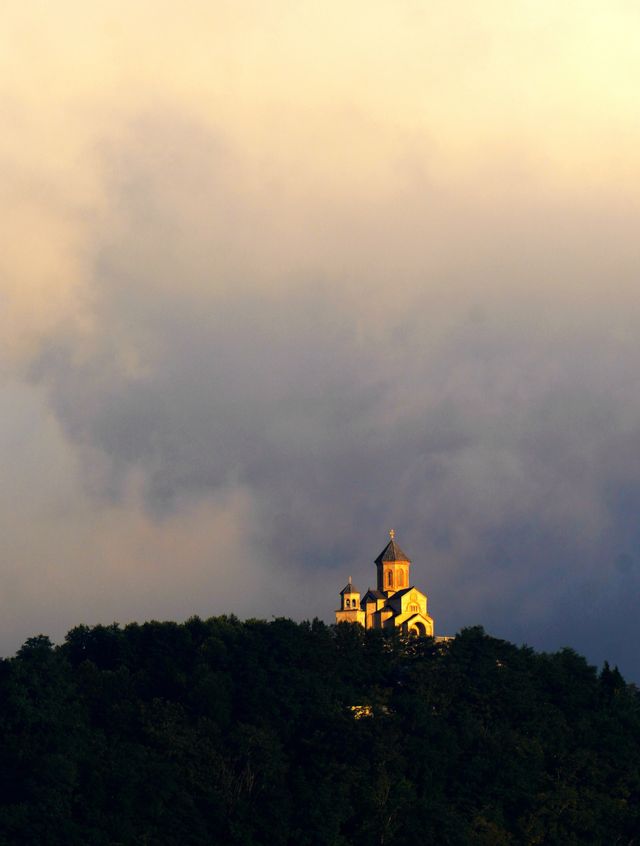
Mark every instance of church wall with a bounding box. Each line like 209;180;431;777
336;608;365;626
394;610;434;634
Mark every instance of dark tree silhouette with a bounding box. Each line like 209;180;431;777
0;620;638;845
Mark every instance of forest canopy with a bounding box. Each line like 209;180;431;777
0;618;638;845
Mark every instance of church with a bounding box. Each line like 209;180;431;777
335;531;435;636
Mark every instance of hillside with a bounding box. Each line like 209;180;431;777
0;619;638;845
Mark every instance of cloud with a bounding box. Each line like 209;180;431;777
3;2;640;677
12;106;637;678
0;379;285;654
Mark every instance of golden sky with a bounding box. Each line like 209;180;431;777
3;1;640;344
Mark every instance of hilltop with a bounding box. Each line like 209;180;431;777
0;618;638;845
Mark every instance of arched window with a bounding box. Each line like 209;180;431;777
397;570;404;587
346;598;350;608
387;571;393;587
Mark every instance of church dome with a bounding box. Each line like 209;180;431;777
374;534;411;564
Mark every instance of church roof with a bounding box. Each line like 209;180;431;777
340;581;359;595
374;536;411;565
391;586;414;599
363;589;386;600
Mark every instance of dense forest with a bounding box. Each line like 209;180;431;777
0;618;638;846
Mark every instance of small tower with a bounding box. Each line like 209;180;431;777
335;576;365;626
375;529;411;595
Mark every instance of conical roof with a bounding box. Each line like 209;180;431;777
340;581;359;594
374;534;411;565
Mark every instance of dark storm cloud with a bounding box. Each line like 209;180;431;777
29;112;640;678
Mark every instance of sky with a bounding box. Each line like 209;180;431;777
2;1;640;676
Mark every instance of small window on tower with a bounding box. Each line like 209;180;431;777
387;571;393;587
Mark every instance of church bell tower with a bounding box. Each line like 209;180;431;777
335;577;365;626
